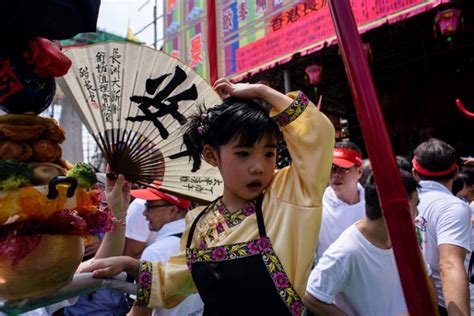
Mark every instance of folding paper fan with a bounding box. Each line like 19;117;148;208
57;42;223;203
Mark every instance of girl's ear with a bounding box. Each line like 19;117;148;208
203;144;219;166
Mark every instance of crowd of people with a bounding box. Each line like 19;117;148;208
24;80;474;315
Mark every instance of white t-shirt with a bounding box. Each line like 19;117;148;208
141;219;204;316
468;200;474;251
415;181;472;309
125;198;158;247
316;184;365;261
307;224;415;316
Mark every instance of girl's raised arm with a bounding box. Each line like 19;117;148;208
212;78;292;113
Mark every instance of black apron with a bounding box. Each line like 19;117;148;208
186;195;304;316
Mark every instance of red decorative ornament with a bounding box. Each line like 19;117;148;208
455;99;474;119
304;64;322;85
23;37;72;77
434;8;462;36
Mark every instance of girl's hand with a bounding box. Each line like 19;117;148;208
105;165;130;219
213;78;263;100
213;78;292;113
80;256;139;279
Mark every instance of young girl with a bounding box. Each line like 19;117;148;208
83;79;334;315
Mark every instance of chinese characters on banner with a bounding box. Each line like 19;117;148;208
222;7;234;32
219;0;436;77
163;1;209;79
270;0;327;32
238;1;249;22
189;34;204;68
166;0;177;14
255;0;268;14
171;50;181;59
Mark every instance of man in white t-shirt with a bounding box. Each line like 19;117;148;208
305;171;429;315
124;198;159;259
127;185;203;316
316;141;365;262
413;139;472;316
453;168;474;250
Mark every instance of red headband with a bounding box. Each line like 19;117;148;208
412;157;457;177
333;148;362;168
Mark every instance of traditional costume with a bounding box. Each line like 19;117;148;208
136;92;334;315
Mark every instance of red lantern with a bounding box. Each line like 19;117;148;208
304;64;322;85
434;8;461;36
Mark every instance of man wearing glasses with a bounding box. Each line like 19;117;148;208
316;141;365;263
128;184;204;316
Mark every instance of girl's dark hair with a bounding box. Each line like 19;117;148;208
180;97;281;171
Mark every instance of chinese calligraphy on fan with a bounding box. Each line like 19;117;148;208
78;47;122;122
126;65;198;139
78;66;96;105
179;176;223;194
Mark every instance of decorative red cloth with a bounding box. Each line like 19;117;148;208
22;37;71;77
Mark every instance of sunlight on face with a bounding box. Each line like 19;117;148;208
329;165;362;194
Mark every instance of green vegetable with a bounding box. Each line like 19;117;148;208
0;160;33;190
67;162;97;188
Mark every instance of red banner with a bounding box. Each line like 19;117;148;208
236;0;433;74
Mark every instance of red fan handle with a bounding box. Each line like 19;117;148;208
455;99;474;118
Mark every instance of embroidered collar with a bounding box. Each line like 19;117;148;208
197;199;257;248
216;199;256;228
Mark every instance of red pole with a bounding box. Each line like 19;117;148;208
328;1;437;315
206;0;218;85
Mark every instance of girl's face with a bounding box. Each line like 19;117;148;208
213;134;277;205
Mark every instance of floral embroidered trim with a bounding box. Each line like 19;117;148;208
262;246;304;316
217;200;256;230
197;200;256;248
136;260;153;306
273;91;309;127
186;237;304;315
187;237;267;265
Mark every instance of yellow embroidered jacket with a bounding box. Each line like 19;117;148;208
141;91;335;308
